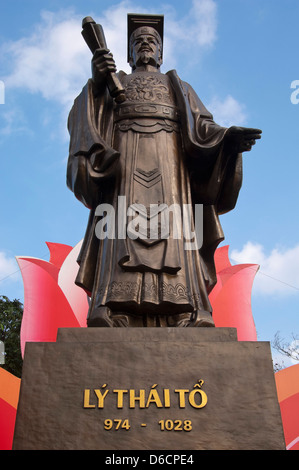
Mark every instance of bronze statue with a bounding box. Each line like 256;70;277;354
67;14;261;328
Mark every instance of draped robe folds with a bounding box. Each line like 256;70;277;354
67;69;243;323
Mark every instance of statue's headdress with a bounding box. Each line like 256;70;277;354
127;14;164;63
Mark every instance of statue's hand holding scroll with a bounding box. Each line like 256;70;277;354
225;126;262;153
92;48;117;90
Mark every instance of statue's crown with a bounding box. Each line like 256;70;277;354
127;14;164;62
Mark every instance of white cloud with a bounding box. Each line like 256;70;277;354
163;0;218;70
0;252;20;284
231;242;299;296
0;2;248;142
0;107;31;138
207;95;247;127
2;1;219;108
166;0;217;48
0;0;223;142
189;0;218;46
3;9;90;109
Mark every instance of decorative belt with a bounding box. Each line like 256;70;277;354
114;103;180;122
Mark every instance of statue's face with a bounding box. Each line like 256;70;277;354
130;33;162;69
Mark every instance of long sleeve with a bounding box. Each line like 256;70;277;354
168;70;242;211
167;70;243;290
66;79;118;209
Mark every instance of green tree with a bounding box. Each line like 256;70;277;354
0;295;23;377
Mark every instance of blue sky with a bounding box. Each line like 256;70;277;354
0;0;298;365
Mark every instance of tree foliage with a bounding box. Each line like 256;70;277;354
0;295;23;377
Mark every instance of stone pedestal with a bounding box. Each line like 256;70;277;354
13;328;285;450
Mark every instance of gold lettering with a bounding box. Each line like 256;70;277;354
94;388;109;408
188;389;208;409
83;389;96;408
83;380;207;411
146;385;163;408
163;389;170;408
129;389;145;408
113;389;128;408
174;389;189;408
